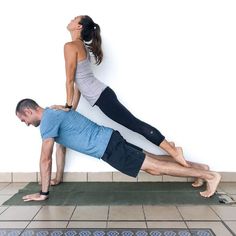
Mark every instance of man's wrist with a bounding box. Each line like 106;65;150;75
40;190;49;196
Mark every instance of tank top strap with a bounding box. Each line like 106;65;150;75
84;45;90;60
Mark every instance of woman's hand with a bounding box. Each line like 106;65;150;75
50;105;70;111
22;193;48;202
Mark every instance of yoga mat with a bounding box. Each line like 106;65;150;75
3;182;223;206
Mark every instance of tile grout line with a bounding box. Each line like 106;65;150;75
0;183;11;191
20;205;43;233
176;205;192;233
209;204;236;236
142;205;148;229
66;205;77;228
0;205;10;217
106;205;110;228
221;220;236;236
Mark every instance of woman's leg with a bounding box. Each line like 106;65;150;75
141;155;221;197
95;87;189;167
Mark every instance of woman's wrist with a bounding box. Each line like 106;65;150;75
65;103;73;109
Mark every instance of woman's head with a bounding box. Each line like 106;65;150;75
68;15;103;65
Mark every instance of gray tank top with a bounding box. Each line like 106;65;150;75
75;46;107;106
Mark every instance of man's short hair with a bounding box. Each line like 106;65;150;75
15;99;39;115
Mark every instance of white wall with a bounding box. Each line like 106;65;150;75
0;0;235;173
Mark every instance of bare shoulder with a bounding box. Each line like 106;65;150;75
64;41;78;52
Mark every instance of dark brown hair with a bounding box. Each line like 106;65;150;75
79;15;103;65
15;99;39;115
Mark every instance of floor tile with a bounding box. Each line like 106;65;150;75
218;182;236;194
224;221;236;234
144;206;182;220
0;183;28;195
0;206;41;220
0;221;29;228
68;221;107;228
0;183;10;191
0;206;8;215
211;206;236;220
107;221;146;228
27;221;68;228
109;205;144;220
147;221;187;228
71;206;108;220
33;206;75;221
186;221;232;236
178;205;220;220
0;195;12;206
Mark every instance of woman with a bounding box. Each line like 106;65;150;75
51;15;197;185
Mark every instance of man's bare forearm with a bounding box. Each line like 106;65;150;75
40;158;52;192
40;138;54;193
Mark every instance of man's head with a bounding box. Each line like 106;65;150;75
16;99;42;127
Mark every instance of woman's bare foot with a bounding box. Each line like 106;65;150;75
169;141;175;147
169;142;208;186
50;178;62;186
170;143;190;167
176;147;190;167
200;172;221;198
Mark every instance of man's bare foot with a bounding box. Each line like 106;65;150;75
192;164;209;187
169;142;209;185
50;179;62;186
200;172;221;198
192;179;204;187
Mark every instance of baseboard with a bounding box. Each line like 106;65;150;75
0;171;236;182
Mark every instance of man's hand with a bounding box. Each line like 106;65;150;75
50;104;70;111
22;193;48;202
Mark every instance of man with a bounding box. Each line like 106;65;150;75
16;98;221;201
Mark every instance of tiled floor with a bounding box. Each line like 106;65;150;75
0;182;235;236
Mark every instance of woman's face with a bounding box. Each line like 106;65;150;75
67;16;83;31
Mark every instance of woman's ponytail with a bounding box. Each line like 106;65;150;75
80;16;103;65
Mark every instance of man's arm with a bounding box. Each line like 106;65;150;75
22;138;54;201
40;138;54;192
51;144;66;185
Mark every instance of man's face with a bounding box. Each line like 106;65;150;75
16;109;40;127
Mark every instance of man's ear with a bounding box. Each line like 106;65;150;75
24;108;33;115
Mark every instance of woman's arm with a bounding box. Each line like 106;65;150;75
72;83;81;110
64;42;77;106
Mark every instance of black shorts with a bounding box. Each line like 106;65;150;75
101;131;145;177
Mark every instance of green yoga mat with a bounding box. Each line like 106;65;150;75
3;182;222;206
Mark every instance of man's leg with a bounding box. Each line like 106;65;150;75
51;144;66;185
140;155;221;197
144;151;209;187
